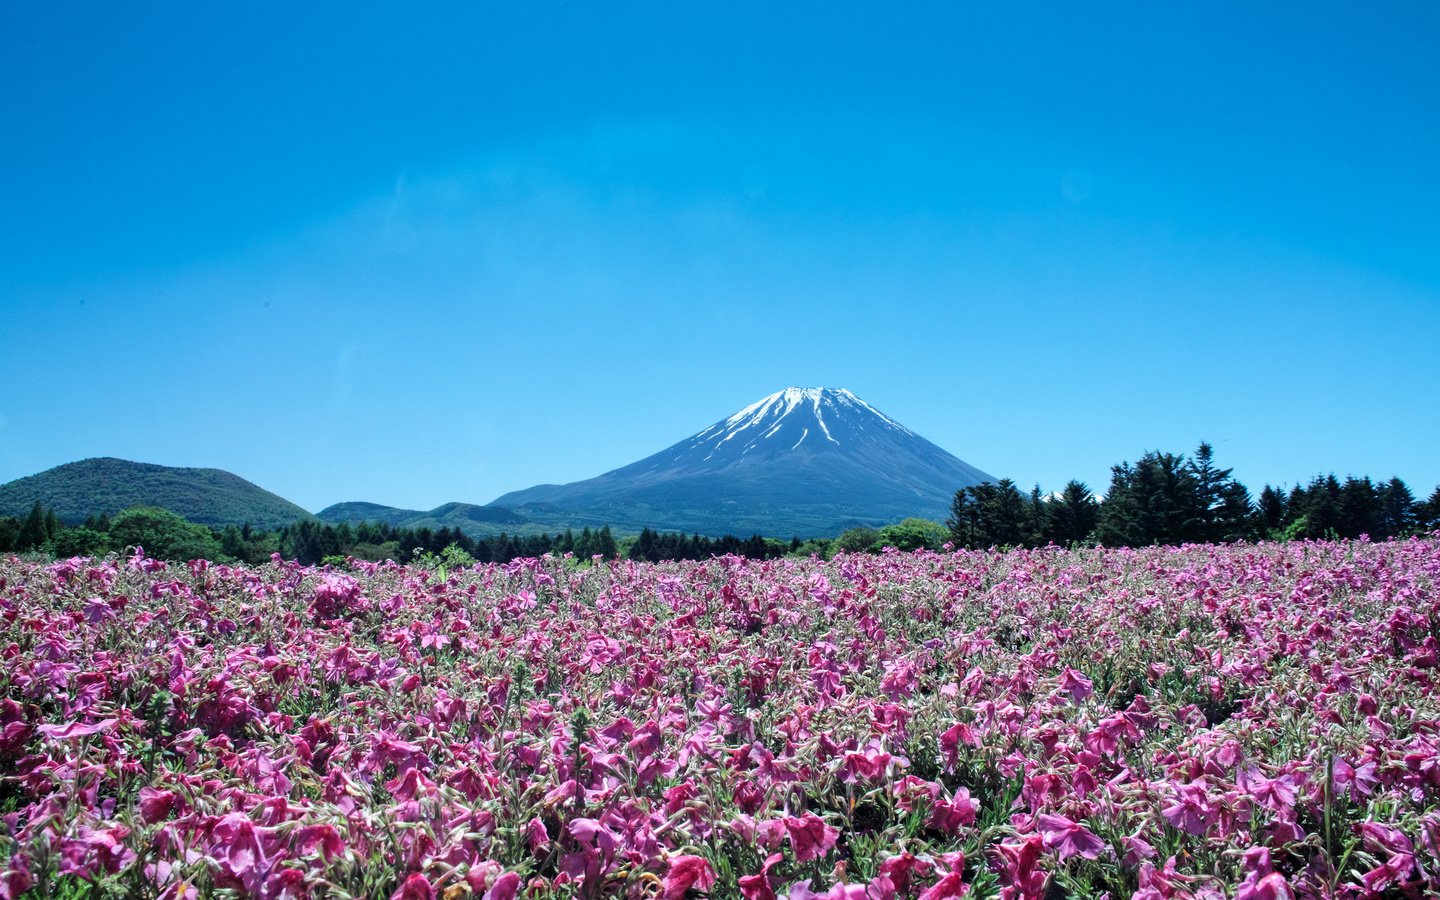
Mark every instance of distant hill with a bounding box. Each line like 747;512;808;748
316;500;527;534
0;458;313;530
493;387;995;537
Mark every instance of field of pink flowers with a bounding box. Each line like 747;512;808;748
1;537;1438;899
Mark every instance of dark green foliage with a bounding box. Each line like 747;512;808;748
48;527;111;558
835;526;881;553
108;506;225;561
1255;485;1287;535
1418;486;1440;532
627;528;790;561
947;478;1034;548
1044;481;1099;546
873;518;949;552
0;458;312;529
950;442;1429;552
16;502;48;551
1379;477;1417;537
1096;451;1198;547
1280;474;1421;541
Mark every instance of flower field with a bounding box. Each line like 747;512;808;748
2;538;1439;899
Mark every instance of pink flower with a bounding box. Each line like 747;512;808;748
663;855;717;899
1161;781;1214;836
1058;667;1094;702
37;718;117;740
292;824;344;860
929;787;979;833
526;817;551;854
739;852;784;900
917;871;969;900
878;854;927;896
995;834;1046;898
483;872;522;900
1035;813;1106;861
211;812;268;891
137;787;179;824
390;873;435;900
784;813;839;863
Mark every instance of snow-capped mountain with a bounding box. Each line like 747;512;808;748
492;387;995;537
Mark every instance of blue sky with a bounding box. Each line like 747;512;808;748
3;3;1438;512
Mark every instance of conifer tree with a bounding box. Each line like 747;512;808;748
1044;480;1099;546
16;502;47;551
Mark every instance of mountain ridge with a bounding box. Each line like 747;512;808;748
493;387;993;537
0;457;313;530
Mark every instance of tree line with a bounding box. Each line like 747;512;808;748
4;442;1436;564
945;442;1440;549
0;503;793;565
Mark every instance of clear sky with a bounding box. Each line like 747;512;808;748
3;2;1438;512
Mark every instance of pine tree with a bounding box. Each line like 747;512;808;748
1255;485;1287;536
1044;480;1099;546
1417;486;1440;532
632;527;657;562
1379;477;1417;537
1336;476;1383;539
596;526;618;560
946;487;981;548
1097;451;1199;546
16;502;47;551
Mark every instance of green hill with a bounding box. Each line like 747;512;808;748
0;458;313;530
316;500;529;536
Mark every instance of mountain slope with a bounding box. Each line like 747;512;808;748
0;458;313;529
493;387;994;536
315;501;527;534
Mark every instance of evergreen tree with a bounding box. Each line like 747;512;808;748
1336;476;1383;539
43;508;59;542
1255;485;1287;536
1043;480;1099;545
1292;475;1342;539
632;527;658;562
16;503;48;551
1417;486;1440;532
1214;480;1254;542
981;479;1032;547
1027;485;1047;546
1379;477;1417;537
1097;451;1199;546
0;517;19;552
946;488;981;548
596;526;618;560
1188;442;1250;542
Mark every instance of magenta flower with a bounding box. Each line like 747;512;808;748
482;872;522;900
210;812;268;892
1035;813;1106;861
663;855;717;899
1161;781;1215;836
738;852;784;900
1058;667;1094;702
784;813;840;863
137;787;179;824
37;718;117;740
390;873;435;900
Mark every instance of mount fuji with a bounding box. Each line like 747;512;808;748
492;387;995;537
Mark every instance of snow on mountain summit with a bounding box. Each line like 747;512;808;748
696;387;913;453
491;387;997;536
